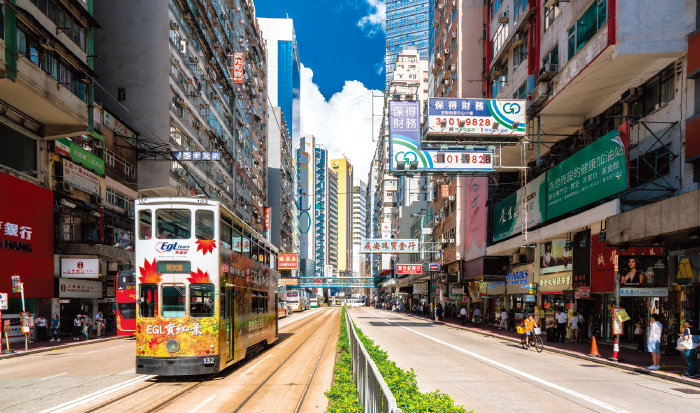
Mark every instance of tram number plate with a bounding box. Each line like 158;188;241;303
203;357;215;365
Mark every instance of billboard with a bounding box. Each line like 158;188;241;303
540;240;572;274
546;129;628;220
63;159;100;196
492;173;547;242
396;264;423;274
61;258;100;279
618;255;668;287
360;239;419;254
427;98;526;136
278;253;299;270
389;101;493;173
464;176;488;261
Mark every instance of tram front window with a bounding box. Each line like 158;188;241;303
156;209;191;239
162;284;186;317
139;284;158;317
190;284;215;317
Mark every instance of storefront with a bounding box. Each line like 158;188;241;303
506;263;535;324
479;281;506;322
0;172;54;342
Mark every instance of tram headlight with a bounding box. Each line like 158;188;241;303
165;338;180;353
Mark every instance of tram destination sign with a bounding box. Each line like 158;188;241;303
360;239;419;254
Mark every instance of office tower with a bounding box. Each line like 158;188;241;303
330;157;354;274
385;0;429;87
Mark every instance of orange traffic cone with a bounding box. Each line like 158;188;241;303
589;336;600;357
609;336;620;362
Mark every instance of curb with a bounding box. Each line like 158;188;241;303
394;311;700;388
0;335;132;360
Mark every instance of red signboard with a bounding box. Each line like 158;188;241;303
441;184;449;198
590;234;662;293
396;264;422;274
232;53;244;84
429;263;440;271
278;253;299;270
264;207;270;231
0;172;53;298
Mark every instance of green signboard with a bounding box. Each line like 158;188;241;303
57;138;104;175
546;130;627;220
492;173;547;242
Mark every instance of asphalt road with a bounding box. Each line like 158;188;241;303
349;308;700;413
0;307;335;413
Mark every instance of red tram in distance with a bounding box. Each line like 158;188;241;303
116;270;136;335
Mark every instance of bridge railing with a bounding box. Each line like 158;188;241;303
346;311;402;413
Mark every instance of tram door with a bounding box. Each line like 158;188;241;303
225;286;235;361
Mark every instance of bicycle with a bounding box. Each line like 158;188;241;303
518;326;543;352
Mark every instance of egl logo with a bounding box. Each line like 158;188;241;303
156;242;190;254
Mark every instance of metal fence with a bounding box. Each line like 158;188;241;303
346;312;402;413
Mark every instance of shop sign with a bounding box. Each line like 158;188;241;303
619;287;668;297
575;286;591;299
63;159;100;196
396;264;423;274
525;294;536;302
360;239;419;254
492;173;547;241
479;281;505;296
429;263;440;271
618;255;668;287
278;278;299;286
427;98;526;136
546;129;628;220
540;240;572;274
60;258;99;279
506;265;533;292
441;184;449;198
278;253;299;270
232;52;244;84
59;278;102;298
0;292;7;310
539;272;573;292
572;230;591;288
263;207;270;231
103;110;137;140
56;138;104;175
676;255;699;285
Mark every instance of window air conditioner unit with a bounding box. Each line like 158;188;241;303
538;63;558;81
170;22;179;30
620;87;643;103
499;13;508;23
179;40;187;54
532;81;549;105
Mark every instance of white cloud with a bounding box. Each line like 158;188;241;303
357;0;386;36
300;63;381;180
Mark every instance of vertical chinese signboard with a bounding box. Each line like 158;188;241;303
492;173;547;242
464;176;488;261
232;52;244;84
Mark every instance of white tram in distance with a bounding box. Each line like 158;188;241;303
134;197;278;376
286;289;308;312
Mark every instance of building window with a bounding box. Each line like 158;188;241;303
629;65;676;118
490;0;503;20
513;0;528;22
629;146;672;188
544;5;559;31
513;81;527;99
513;35;528;68
543;44;559;67
568;0;607;60
492;22;509;56
106;187;134;214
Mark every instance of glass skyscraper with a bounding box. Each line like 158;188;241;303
385;0;430;87
258;18;301;140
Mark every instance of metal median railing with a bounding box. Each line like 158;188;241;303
346;312;402;413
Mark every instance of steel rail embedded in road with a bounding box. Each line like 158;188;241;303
346;311;402;413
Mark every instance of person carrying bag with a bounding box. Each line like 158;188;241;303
677;319;699;377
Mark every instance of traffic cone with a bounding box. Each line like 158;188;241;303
609;336;620;362
589;336;600;357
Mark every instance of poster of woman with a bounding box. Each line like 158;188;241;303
619;255;668;287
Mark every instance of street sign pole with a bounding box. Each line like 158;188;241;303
20;283;27;351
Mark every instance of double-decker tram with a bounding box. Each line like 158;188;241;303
116;270;136;335
134;197;278;375
286;289;307;312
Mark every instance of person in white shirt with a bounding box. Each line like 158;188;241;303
569;311;581;342
555;309;568;342
647;313;663;370
499;309;508;330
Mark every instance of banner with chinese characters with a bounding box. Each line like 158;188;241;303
396;264;423;275
359;239;419;254
389;101;493;173
538;272;573;293
278;253;299;270
63;159;100;196
55;138;105;175
60;258;99;279
427;98;526;136
590;234;663;293
546;129;628;220
492;173;547;241
58;278;102;298
232;52;244;84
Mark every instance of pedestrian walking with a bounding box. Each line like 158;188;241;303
679;318;698;377
50;314;61;342
647;313;663;370
634;315;646;352
473;307;482;325
500;308;508;330
35;315;48;342
73;315;82;341
95;312;105;337
460;305;467;325
81;314;91;340
555;309;568;342
434;305;439;322
570;311;581;342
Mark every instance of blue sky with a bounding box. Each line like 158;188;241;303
256;0;385;97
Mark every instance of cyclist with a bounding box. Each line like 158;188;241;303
524;313;539;349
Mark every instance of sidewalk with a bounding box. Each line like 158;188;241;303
0;332;130;360
391;310;700;387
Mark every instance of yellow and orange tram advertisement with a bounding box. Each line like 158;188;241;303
134;197;278;375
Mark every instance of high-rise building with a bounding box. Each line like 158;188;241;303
385;0;430;87
94;0;268;233
330;157;354;274
267;107;295;253
352;181;368;276
297;136;315;277
314;146;329;278
258;18;301;140
328;169;339;272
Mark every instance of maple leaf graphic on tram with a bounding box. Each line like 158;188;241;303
187;268;211;284
138;258;163;284
195;239;217;255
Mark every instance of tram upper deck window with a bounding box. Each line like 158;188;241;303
139;284;158;317
138;210;152;240
195;210;214;240
220;216;232;249
156;209;191;239
161;284;186;317
190;284;215;317
241;230;251;258
232;225;242;254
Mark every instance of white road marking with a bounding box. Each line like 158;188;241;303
39;372;67;381
365;310;630;413
37;374;155;413
189;394;217;412
118;369;135;375
276;339;291;349
240;354;271;376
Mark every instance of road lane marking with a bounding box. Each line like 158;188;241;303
38;374;155;413
39;372;67;381
240;354;271;376
190;394;217;412
365;310;630;413
118;369;135;374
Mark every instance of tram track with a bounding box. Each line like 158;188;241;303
65;308;333;413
